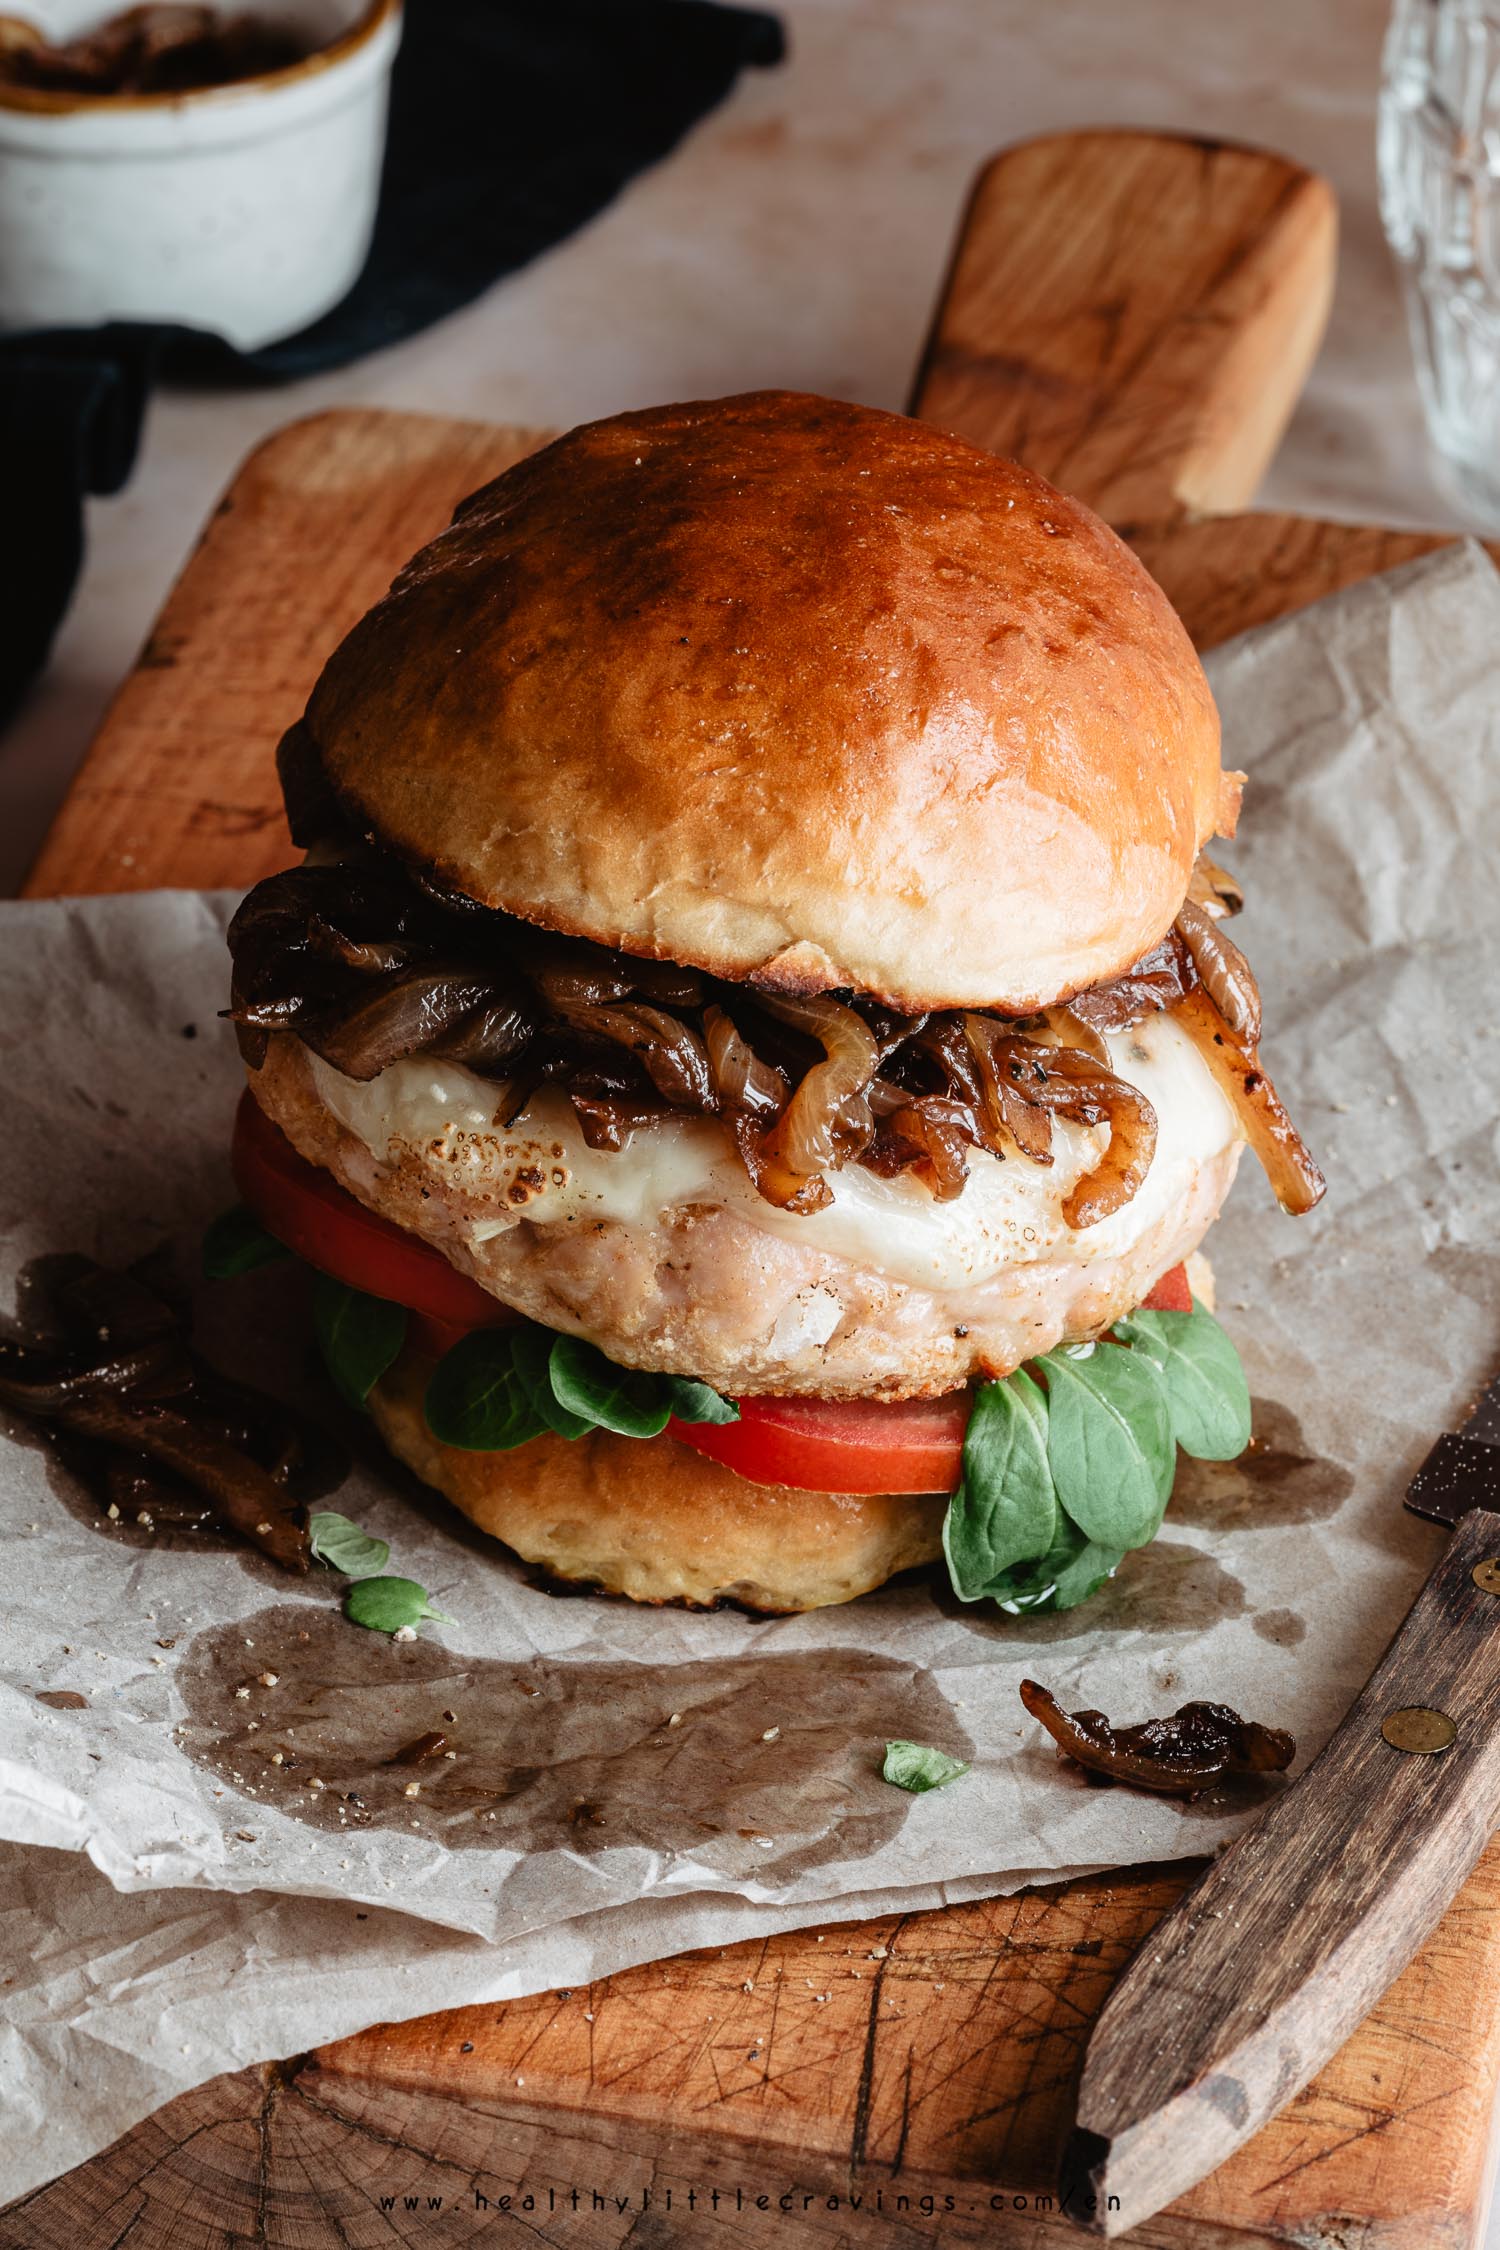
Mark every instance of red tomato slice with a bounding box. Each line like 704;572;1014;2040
1140;1261;1192;1313
407;1312;483;1359
233;1089;1202;1490
231;1091;515;1330
667;1390;972;1497
671;1263;1199;1494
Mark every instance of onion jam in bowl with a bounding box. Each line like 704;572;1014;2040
0;0;400;347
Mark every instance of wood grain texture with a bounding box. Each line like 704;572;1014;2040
911;130;1337;527
9;1861;1500;2248
1133;511;1500;651
1069;1507;1500;2234
11;127;1500;2247
22;409;549;903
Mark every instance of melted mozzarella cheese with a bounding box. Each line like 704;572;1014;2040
308;1009;1239;1296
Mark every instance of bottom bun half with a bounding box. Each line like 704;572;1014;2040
368;1346;945;1614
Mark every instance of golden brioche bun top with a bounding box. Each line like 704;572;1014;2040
302;390;1228;1011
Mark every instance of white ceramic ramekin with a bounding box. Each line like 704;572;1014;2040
0;0;401;348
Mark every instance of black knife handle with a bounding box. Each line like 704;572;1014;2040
1406;1430;1500;1524
1063;1505;1500;2235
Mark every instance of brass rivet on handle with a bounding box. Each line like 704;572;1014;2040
1473;1559;1500;1595
1381;1706;1457;1755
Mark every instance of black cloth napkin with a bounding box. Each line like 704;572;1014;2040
1;0;784;722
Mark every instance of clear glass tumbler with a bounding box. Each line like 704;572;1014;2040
1380;0;1500;517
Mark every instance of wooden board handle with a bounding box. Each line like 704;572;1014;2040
1064;1505;1500;2234
910;129;1337;529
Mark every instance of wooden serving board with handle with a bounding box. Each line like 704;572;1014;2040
12;131;1500;2249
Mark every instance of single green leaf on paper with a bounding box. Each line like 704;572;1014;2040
1040;1341;1175;1551
548;1334;673;1438
344;1575;455;1636
424;1327;549;1451
943;1369;1058;1600
313;1275;407;1411
308;1509;390;1581
1114;1301;1252;1461
202;1205;289;1279
882;1740;971;1793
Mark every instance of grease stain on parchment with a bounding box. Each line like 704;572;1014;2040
936;1538;1247;1645
1172;1398;1353;1530
177;1605;973;1886
6;1252;340;1584
1252;1607;1307;1647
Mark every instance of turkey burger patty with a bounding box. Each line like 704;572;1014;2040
223;390;1323;1614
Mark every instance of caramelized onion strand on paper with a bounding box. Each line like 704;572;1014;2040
1020;1678;1295;1798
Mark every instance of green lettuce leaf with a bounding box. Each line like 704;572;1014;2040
424;1328;549;1450
313;1276;406;1412
202;1205;289;1279
547;1335;675;1438
344;1576;455;1636
662;1376;741;1426
1040;1341;1175;1551
943;1369;1058;1599
1113;1300;1252;1460
882;1740;970;1792
308;1509;390;1580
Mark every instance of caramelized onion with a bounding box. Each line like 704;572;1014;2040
960;1013;1010;1150
867;1075;911;1119
703;1004;788;1119
551;999;714;1109
1175;898;1261;1045
222;841;1320;1231
0;1337;182;1413
425;993;534;1075
621;955;705;1009
878;1100;973;1200
306;918;418;978
299;967;501;1082
225;989;319;1034
408;868;497;924
1188;851;1245;920
1041;1005;1111;1068
0;1257;333;1571
833;1087;877;1160
1021;1679;1294;1797
1174;989;1325;1215
962;1022;1054;1163
976;1037;1158;1226
727;1111;833;1213
530;953;636;1009
227;863;416;967
1067;932;1196;1035
920;1018;984;1105
62;1396;309;1571
568;1091;664;1151
757;993;879;1184
1043;1044;1160;1224
493;1070;545;1129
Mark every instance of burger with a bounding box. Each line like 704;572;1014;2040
222;391;1323;1616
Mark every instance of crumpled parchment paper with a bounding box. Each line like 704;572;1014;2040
3;541;1499;2202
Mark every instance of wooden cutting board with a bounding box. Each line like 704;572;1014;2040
12;131;1500;2250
